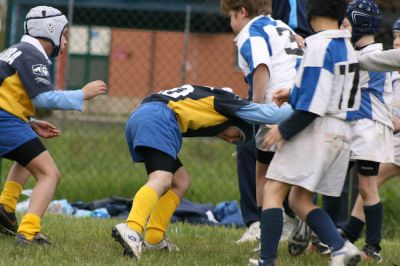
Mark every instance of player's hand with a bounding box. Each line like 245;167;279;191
272;88;290;106
262;125;282;150
30;120;60;138
293;34;305;49
82;80;107;100
392;116;400;133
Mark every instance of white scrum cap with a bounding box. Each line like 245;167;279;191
24;6;68;57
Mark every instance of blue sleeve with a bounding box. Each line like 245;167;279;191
234;102;293;124
32;90;84;111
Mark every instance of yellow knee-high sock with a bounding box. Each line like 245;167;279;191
0;181;23;212
18;213;41;240
145;190;180;245
127;185;159;234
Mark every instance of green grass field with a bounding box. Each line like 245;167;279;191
0;214;399;266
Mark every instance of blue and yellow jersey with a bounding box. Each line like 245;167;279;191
0;41;53;122
142;85;249;137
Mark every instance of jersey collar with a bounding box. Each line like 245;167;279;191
234;15;265;44
21;35;51;64
306;29;351;43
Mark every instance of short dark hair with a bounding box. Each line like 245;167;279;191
308;0;347;24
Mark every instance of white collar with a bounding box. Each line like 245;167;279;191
306;29;351;43
20;35;51;64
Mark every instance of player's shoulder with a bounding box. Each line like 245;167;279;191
249;16;278;33
10;42;48;64
358;43;383;56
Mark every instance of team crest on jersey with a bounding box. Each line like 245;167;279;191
32;64;49;76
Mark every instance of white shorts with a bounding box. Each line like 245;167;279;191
393;133;400;166
267;116;351;197
350;119;394;163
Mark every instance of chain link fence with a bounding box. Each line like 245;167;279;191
1;0;400;219
1;0;251;204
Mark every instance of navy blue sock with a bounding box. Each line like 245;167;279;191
364;202;383;246
342;216;365;243
306;208;344;252
260;208;283;265
322;195;342;226
257;206;262;220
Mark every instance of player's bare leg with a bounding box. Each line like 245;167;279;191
256;162;268;206
0;163;31;235
15;151;59;244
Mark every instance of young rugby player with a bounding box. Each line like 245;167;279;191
111;84;293;259
250;0;363;265
0;6;107;244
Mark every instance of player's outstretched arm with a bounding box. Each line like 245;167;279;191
82;80;107;100
358;48;400;72
32;80;107;111
234;103;293;125
30;119;60;138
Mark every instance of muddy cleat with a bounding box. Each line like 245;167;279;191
310;233;331;255
112;223;143;259
330;241;361;266
0;204;18;236
144;236;180;252
360;244;383;263
281;214;297;242
15;233;51;245
237;221;260;244
288;217;311;256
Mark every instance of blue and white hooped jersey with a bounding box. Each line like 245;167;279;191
234;15;302;102
289;30;360;120
392;70;400;118
346;44;393;129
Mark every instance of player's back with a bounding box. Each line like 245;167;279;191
290;30;360;119
142;85;249;136
235;15;301;103
346;44;393;128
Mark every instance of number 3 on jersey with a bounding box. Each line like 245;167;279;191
159;84;195;99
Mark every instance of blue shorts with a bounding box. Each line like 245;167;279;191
125;102;182;162
0;110;38;156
